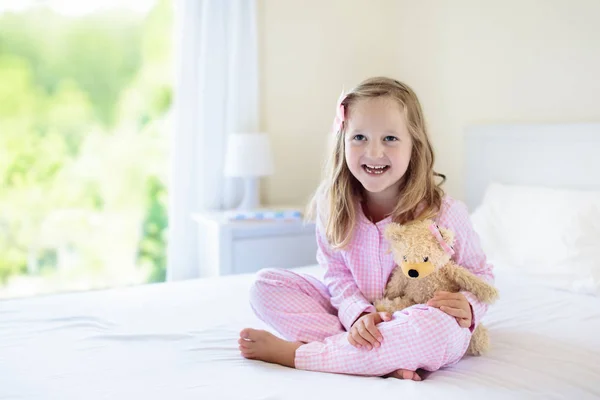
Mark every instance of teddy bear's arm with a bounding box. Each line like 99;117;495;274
383;267;408;299
443;264;499;304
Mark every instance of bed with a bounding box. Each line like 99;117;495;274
2;123;600;400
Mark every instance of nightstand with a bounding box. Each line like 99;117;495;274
192;211;318;277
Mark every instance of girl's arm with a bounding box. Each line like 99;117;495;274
437;199;495;331
316;218;376;331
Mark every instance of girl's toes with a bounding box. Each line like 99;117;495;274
389;369;422;381
240;328;253;341
238;343;250;350
402;370;421;381
241;349;255;359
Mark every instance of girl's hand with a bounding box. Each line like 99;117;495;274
348;311;392;350
427;291;472;328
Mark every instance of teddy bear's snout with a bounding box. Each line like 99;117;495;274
401;261;435;279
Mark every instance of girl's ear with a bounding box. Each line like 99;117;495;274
384;223;406;243
438;226;455;248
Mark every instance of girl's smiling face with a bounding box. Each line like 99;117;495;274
344;96;413;199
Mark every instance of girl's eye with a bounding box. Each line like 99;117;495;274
384;136;398;142
423;257;429;262
353;134;366;141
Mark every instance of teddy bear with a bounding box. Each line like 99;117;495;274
374;219;499;356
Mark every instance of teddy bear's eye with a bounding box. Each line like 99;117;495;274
403;255;407;262
423;256;429;262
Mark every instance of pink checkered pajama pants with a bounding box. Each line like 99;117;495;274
249;268;473;377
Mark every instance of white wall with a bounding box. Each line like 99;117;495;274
394;0;600;199
257;0;401;206
259;0;600;205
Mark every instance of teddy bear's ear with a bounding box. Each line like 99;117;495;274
384;223;406;242
438;226;456;248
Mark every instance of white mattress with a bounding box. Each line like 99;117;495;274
2;263;600;400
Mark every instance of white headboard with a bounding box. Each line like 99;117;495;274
464;123;600;211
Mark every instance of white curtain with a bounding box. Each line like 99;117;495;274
167;0;259;281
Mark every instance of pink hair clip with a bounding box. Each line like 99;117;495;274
331;90;346;134
428;223;455;256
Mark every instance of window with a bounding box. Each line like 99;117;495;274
0;0;172;298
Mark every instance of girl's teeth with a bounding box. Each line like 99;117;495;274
364;165;388;174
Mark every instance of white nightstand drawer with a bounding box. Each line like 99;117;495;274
231;234;317;275
193;211;318;277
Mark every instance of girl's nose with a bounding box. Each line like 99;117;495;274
366;142;384;159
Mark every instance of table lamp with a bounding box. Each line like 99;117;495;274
224;132;274;210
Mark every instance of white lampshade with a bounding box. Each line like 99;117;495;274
224;133;274;178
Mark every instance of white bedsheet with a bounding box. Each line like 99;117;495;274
2;263;600;400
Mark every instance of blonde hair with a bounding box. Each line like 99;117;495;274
306;77;446;249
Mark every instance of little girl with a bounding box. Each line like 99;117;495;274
238;77;494;381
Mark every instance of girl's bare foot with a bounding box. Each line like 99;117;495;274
238;328;302;368
387;368;422;381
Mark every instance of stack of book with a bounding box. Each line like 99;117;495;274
224;208;303;222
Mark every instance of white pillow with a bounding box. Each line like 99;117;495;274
471;182;600;295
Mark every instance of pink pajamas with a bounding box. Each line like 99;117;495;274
249;196;494;376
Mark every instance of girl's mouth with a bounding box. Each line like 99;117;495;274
362;164;390;175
